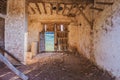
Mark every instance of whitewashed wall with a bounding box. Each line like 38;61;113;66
5;0;27;62
93;0;120;79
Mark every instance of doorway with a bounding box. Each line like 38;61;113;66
39;23;69;52
45;32;54;51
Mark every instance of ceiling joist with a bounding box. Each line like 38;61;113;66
90;7;103;11
96;2;114;5
35;3;41;14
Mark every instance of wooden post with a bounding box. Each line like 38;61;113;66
0;53;29;80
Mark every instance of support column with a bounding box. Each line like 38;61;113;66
5;0;28;63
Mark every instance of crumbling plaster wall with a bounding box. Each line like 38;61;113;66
71;0;120;79
68;5;93;59
93;0;120;79
5;0;27;62
76;14;92;59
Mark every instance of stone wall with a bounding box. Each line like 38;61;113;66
5;0;27;63
68;5;92;59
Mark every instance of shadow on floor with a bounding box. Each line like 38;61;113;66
0;52;115;80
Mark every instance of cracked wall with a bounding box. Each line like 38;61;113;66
93;0;120;79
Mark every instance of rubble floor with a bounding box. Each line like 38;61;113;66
0;52;115;80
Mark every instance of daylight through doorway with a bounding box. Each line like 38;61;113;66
45;32;54;51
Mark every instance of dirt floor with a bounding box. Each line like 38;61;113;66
0;52;115;80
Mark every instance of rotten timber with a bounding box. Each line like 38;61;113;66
96;2;113;5
35;3;41;14
0;47;21;63
0;53;29;80
90;7;103;11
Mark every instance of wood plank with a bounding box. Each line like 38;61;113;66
50;3;53;15
35;3;41;14
96;2;113;5
90;7;103;11
0;47;20;63
0;53;29;80
43;3;47;14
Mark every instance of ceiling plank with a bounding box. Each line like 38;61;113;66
50;3;53;15
62;4;66;15
45;3;52;15
96;2;113;5
58;3;65;15
35;3;41;14
38;3;46;14
28;5;36;14
30;3;40;14
43;3;47;14
28;6;35;15
90;7;103;11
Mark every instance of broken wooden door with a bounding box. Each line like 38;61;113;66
39;31;45;52
0;18;5;49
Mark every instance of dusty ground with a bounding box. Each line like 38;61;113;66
0;52;115;80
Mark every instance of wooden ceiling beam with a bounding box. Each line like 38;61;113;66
29;5;36;14
56;3;59;14
43;3;47;14
35;3;41;14
62;4;66;15
90;7;103;11
96;2;113;5
50;3;53;15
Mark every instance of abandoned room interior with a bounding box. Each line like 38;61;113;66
0;0;120;80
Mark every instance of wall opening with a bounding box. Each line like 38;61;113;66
45;32;54;51
39;23;69;52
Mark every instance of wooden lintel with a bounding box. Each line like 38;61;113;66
35;3;41;14
90;7;103;11
96;2;113;5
